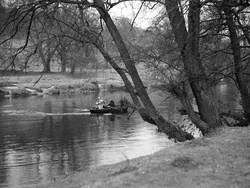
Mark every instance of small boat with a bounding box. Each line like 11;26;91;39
90;106;128;114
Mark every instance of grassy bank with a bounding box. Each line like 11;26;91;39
22;126;250;188
0;70;126;95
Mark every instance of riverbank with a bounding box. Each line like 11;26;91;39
25;126;250;188
0;71;126;96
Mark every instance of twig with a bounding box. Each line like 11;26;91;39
33;73;44;87
130;1;144;30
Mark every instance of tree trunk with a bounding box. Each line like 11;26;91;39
61;59;66;73
240;60;250;122
165;0;221;133
96;43;161;126
60;50;67;73
70;62;75;74
169;80;209;133
93;0;193;141
38;42;51;73
43;60;51;73
223;5;250;122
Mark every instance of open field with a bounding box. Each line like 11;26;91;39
0;69;123;86
0;65;156;96
0;69;127;95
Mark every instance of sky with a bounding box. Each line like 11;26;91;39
1;0;163;29
109;2;163;29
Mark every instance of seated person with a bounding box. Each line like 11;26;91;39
120;99;128;110
96;97;105;109
108;100;115;107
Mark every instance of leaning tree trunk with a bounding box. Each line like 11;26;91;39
223;6;250;123
169;80;210;134
165;0;221;133
96;44;158;124
93;0;193;141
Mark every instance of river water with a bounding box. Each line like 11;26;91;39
0;82;240;187
0;90;177;187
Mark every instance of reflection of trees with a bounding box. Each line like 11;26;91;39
0;100;95;184
57;115;97;171
44;100;52;113
0;91;149;185
108;115;115;122
0;140;7;185
43;100;53;126
91;113;139;141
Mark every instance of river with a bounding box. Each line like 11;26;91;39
0;82;240;187
0;90;177;187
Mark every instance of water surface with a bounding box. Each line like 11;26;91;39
0;91;172;187
0;82;240;187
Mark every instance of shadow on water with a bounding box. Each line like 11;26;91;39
0;91;171;187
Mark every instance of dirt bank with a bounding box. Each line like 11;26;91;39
24;126;250;188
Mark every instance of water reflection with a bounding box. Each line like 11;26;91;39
0;92;171;187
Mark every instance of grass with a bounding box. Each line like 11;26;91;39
22;126;250;188
0;70;126;94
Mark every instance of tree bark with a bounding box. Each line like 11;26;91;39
43;60;51;73
165;0;222;133
169;80;209;133
93;0;193;141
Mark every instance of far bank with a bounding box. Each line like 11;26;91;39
0;70;128;97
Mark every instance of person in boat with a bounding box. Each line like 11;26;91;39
119;98;128;110
103;100;115;108
96;97;105;109
108;100;115;107
120;99;125;108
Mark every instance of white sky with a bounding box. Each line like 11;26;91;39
2;0;163;29
109;2;163;29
